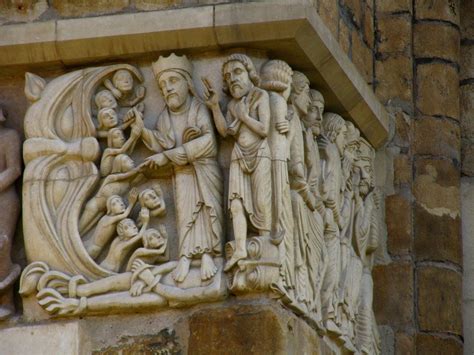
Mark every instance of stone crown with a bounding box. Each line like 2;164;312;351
152;53;193;78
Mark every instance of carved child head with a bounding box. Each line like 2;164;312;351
152;54;196;112
222;54;260;99
322;112;347;156
106;195;126;215
139;186;163;210
112;70;134;94
98;108;118;130
260;60;293;100
112;154;135;173
107;128;126;148
290;71;311;115
143;226;167;249
304;89;325;137
95;90;118;110
117;218;138;238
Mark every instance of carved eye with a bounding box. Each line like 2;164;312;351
224;73;231;81
235;68;243;75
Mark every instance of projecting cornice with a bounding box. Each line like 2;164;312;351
0;1;389;147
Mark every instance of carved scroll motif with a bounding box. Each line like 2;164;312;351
20;53;380;354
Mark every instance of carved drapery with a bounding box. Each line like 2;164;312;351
19;53;381;354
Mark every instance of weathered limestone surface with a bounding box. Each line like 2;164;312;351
0;0;469;354
0;321;89;355
0;1;389;149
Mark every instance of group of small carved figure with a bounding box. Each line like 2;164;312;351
17;52;380;354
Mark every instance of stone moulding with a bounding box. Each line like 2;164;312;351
0;0;388;148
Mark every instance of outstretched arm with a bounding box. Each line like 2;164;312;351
109;188;139;223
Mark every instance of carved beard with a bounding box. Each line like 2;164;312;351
230;81;250;99
359;180;371;197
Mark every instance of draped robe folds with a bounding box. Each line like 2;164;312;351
288;108;326;309
227;87;272;233
319;137;343;321
141;98;223;259
353;192;379;353
267;92;295;291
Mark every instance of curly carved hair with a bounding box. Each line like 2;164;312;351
322;112;346;142
222;54;260;92
260;59;293;92
309;89;324;105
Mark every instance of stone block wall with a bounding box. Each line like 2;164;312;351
314;0;464;353
461;1;474;353
0;0;469;353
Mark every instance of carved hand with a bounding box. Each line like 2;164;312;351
139;207;150;223
201;77;219;109
276;120;290;134
234;99;249;121
143;153;168;170
131;113;145;132
130;280;146;297
128;187;139;204
131;258;146;272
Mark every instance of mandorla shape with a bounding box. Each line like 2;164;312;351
22;65;143;280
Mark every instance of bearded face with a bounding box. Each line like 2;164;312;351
158;71;189;111
306;101;324;136
357;158;373;197
224;61;252;99
294;83;310;115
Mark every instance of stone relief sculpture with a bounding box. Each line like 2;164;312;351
0;107;22;320
203;54;272;273
18;51;381;354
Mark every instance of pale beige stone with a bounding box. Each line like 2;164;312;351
0;322;90;355
17;50;382;354
0;1;388;148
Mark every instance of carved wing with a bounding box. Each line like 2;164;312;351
22;65;143;280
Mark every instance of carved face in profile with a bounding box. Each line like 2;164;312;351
335;124;347;156
224;61;252;99
110;128;126;148
144;229;165;249
96;90;117;110
158;71;189;111
113;70;134;93
109;196;126;215
357;158;373;197
306;100;324;136
99;108;118;129
294;82;310;115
